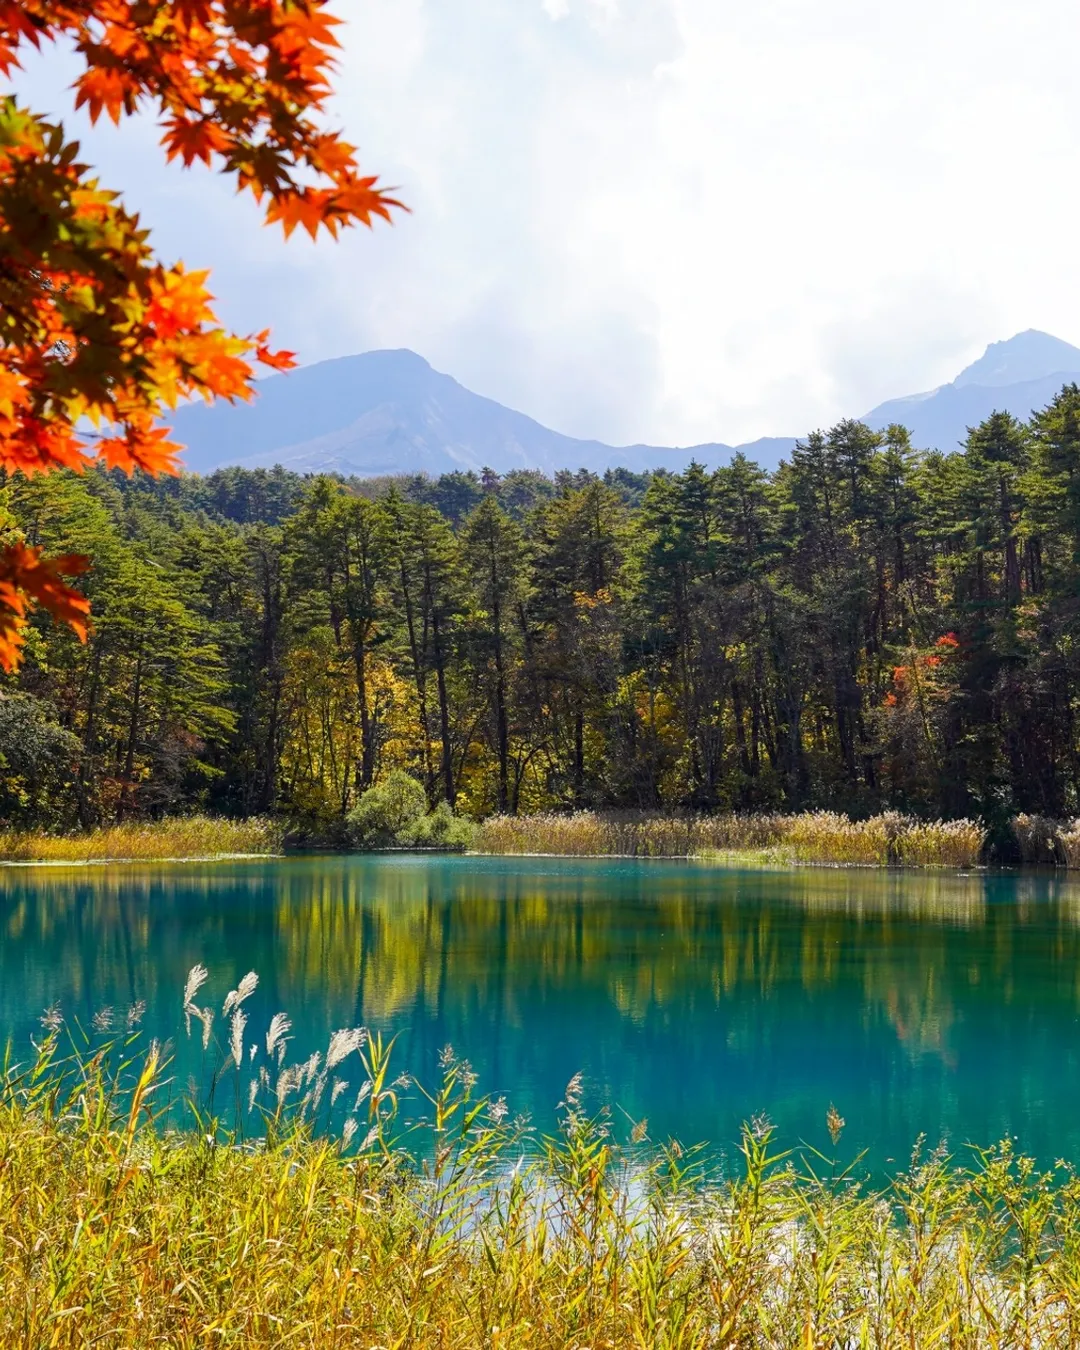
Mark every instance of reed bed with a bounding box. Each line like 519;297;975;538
1004;815;1080;869
782;810;894;864
475;809;988;868
0;815;284;863
5;974;1080;1348
897;816;988;868
475;810;790;859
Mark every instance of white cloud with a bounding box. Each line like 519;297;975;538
10;0;1080;445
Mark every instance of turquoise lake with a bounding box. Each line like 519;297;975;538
4;854;1080;1166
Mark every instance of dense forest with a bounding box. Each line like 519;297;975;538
5;384;1080;833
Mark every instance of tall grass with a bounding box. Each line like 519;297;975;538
1006;815;1080;869
476;809;987;868
0;815;284;863
475;809;789;859
5;975;1080;1347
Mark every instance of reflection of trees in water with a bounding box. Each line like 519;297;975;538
2;864;1080;1053
4;860;1080;1037
5;859;1080;1155
881;974;956;1066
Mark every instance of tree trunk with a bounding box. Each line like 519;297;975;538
400;561;434;796
491;589;510;813
353;633;375;790
76;644;104;828
573;707;585;805
431;605;455;805
117;646;144;821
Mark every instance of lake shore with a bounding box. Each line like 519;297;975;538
5;807;1080;868
0;816;284;864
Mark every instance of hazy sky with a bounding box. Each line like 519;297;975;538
13;1;1080;445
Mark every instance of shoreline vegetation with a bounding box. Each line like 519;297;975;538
6;984;1080;1347
0;815;284;864
474;809;993;868
4;807;1080;868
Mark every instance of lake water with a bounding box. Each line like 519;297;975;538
4;854;1080;1167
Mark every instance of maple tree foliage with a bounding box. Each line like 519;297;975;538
0;0;402;669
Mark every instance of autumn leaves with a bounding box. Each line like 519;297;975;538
0;0;402;668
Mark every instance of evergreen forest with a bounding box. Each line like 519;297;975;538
7;385;1080;834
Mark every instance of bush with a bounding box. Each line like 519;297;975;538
1012;813;1068;865
404;799;476;850
0;693;81;827
346;771;428;847
346;774;475;850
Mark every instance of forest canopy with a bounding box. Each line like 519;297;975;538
4;388;1080;831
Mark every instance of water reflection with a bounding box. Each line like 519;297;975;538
3;857;1080;1165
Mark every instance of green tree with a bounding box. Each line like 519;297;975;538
462;495;524;812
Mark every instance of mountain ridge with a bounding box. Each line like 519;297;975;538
171;329;1080;478
173;348;752;479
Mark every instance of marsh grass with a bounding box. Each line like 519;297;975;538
0;815;284;863
998;815;1080;870
5;972;1080;1347
476;809;988;868
475;810;793;860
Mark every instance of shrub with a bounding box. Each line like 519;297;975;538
1012;814;1067;865
346;771;428;847
404;800;477;850
1061;820;1080;869
346;774;475;850
0;693;81;827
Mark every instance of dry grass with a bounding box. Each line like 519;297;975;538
475;809;987;868
1004;815;1080;869
4;978;1080;1348
1062;822;1080;869
782;810;894;864
474;810;788;859
0;815;284;863
896;817;988;868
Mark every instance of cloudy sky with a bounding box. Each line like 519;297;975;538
13;1;1080;445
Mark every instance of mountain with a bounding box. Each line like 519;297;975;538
952;330;1080;388
170;330;1080;479
169;349;742;479
861;329;1080;450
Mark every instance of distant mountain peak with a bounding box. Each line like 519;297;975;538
172;330;1080;480
953;330;1080;390
861;329;1080;452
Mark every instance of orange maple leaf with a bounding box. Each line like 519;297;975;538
146;267;217;338
95;426;183;476
0;544;90;671
161;115;234;167
253;330;296;371
73;66;140;125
